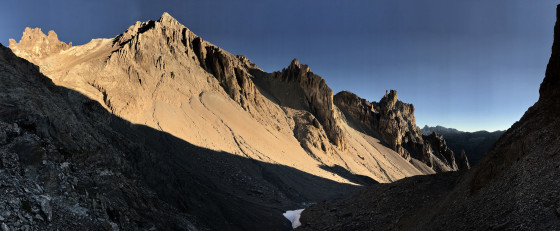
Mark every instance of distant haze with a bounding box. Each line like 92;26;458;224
0;0;555;132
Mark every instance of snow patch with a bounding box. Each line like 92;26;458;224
283;209;304;229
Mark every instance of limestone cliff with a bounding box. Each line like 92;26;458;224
265;59;347;149
335;90;459;172
377;90;422;160
9;28;71;62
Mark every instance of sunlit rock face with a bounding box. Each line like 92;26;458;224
9;27;71;62
334;90;460;172
268;58;348;149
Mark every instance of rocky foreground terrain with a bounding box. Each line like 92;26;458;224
298;5;560;230
0;44;198;230
0;12;473;231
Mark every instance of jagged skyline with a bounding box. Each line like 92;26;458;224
1;0;556;132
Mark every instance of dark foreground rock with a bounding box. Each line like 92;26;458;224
298;172;463;231
0;44;197;230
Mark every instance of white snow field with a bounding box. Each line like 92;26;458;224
283;209;305;229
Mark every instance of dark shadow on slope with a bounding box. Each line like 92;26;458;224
0;44;360;231
337;106;386;142
298;171;463;231
113;121;360;231
251;69;311;111
251;67;412;170
319;164;378;186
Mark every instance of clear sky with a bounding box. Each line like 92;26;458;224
1;0;557;132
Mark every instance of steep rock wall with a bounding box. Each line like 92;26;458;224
335;90;459;172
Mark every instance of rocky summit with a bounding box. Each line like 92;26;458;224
9;28;71;62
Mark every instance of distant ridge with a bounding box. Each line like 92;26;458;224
422;125;503;134
421;125;504;166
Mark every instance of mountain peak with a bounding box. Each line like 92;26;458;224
380;89;398;108
290;58;299;67
158;12;180;26
8;27;71;60
287;58;311;73
111;12;188;48
385;89;397;99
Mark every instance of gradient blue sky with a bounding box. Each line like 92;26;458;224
1;0;557;132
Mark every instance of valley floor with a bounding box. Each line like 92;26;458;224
297;171;463;231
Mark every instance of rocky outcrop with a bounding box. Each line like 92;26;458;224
333;91;378;131
335;90;458;172
458;150;470;170
334;90;423;159
8;28;71;61
266;59;347;149
377;90;424;160
190;34;261;113
292;111;334;156
422;132;458;171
